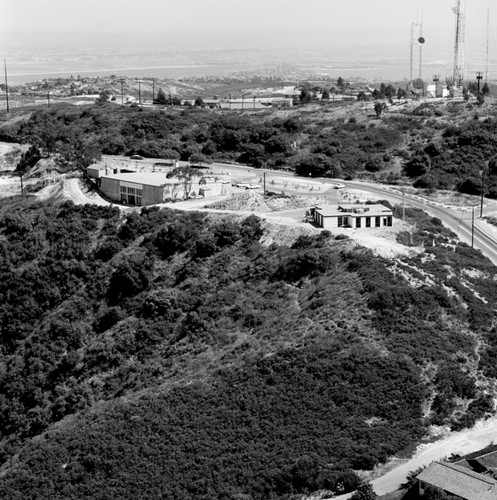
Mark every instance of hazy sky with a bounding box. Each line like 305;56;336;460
1;0;494;51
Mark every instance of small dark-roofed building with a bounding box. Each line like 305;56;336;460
417;461;497;500
312;204;393;230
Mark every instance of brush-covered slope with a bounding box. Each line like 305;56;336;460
0;198;496;499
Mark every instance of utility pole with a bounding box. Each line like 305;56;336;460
47;91;50;109
152;81;155;104
4;59;9;113
120;78;124;106
476;72;483;94
138;81;142;104
471;206;475;248
486;9;490;82
481;165;487;218
433;75;440;98
263;172;266;197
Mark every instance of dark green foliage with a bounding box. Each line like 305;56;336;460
0;198;496;498
1;102;405;177
350;482;377;500
0;347;424;499
405;119;497;195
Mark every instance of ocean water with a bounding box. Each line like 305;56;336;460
3;46;496;85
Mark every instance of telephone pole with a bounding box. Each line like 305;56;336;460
476;72;483;94
471;206;475;248
120;78;124;106
3;59;9;113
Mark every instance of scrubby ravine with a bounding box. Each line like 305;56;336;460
0;196;496;499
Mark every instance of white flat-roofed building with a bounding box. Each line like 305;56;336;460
313;204;393;229
98;172;231;206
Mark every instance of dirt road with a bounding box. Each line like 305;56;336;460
331;416;497;498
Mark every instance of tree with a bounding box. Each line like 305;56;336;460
95;90;110;104
371;89;384;100
154;88;167;105
384;84;396;100
350;482;377;500
194;97;204;107
321;88;330;100
374;102;386;117
189;152;210;167
300;88;312;103
481;82;490;96
357;92;369;102
337;76;347;91
294;153;332;177
476;93;485;106
364;157;382;172
397;87;407;99
166;166;204;199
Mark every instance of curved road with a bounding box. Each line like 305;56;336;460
101;156;497;264
208;160;497;266
342;179;497;265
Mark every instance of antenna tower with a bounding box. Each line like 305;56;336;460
486;9;490;82
452;0;466;87
409;20;425;88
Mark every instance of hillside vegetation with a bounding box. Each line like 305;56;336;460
2;98;497;197
0;195;496;498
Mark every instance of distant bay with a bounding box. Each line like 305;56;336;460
3;46;495;84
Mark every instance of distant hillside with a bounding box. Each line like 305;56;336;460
1;97;497;198
0;197;496;498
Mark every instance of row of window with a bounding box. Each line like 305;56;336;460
120;186;143;206
120;186;143;196
337;216;392;228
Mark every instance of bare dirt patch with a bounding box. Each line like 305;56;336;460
205;191;320;213
346;220;423;260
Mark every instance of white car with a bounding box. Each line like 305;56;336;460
333;183;346;189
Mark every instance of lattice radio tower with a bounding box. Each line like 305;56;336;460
452;0;466;87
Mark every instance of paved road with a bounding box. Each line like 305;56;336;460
209;164;497;265
341;179;497;265
100;156;497;265
226;166;497;266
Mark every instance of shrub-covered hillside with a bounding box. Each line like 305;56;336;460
3;99;497;194
0;197;496;498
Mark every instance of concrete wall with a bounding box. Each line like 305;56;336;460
142;185;165;205
100;177;121;201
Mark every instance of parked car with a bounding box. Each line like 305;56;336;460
130;154;144;160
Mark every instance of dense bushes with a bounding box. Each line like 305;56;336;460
0;199;496;498
0;346;424;499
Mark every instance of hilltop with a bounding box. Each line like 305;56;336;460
0;193;495;499
1;94;497;498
